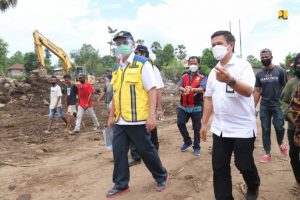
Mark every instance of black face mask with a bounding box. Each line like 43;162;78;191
261;59;272;66
80;80;85;84
51;82;56;86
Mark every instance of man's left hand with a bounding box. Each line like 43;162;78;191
146;116;157;133
215;66;232;83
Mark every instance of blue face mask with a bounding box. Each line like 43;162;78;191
117;44;132;56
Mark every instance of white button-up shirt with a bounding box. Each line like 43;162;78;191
205;56;257;138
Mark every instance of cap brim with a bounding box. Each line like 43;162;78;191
113;36;127;41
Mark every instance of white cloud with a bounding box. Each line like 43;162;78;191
0;0;298;65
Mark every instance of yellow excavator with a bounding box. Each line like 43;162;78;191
33;30;72;77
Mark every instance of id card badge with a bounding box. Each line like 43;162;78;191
225;84;238;97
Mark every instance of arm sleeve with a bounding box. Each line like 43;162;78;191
177;77;183;87
280;81;293;121
199;76;207;90
255;73;262;88
204;70;214;97
239;62;255;88
154;66;164;89
141;61;157;91
280;68;288;87
88;84;94;94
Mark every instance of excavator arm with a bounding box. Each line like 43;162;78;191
33;30;72;75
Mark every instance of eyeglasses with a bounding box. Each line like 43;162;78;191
115;40;131;46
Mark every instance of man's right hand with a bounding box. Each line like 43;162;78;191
200;124;207;142
108;116;114;128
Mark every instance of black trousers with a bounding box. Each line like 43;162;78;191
177;108;202;150
212;134;260;200
112;124;167;189
130;127;159;161
287;129;300;183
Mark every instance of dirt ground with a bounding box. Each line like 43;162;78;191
0;91;299;200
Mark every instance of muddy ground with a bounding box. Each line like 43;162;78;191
0;87;299;200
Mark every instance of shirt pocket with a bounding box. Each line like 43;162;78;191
124;68;139;83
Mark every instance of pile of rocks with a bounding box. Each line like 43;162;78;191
0;77;32;106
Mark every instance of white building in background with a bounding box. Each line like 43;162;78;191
8;64;24;77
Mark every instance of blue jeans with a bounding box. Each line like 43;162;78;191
259;105;285;154
49;107;64;120
177;108;202;150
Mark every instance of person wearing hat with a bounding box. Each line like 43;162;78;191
71;73;99;134
97;73;113;112
280;53;300;196
106;31;168;198
127;45;164;167
254;48;288;163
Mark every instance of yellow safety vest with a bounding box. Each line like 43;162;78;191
112;55;149;122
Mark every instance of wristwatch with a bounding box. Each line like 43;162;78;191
228;78;237;88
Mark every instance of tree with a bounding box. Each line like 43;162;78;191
200;48;218;68
0;38;8;74
70;44;101;74
24;52;39;74
246;55;262;68
136;39;145;45
282;52;297;69
175;44;187;60
107;26;118;56
0;0;17;12
100;55;117;68
8;51;24;66
154;44;175;67
151;41;162;54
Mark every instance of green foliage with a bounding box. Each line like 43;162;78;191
161;59;185;82
151;41;162;54
200;48;217;68
154;43;175;68
283;52;297;69
175;44;187;60
70;44;101;74
8;51;24;66
0;0;17;12
0;38;8;75
246;55;262;68
201;65;212;75
136;39;145;45
24;52;39;73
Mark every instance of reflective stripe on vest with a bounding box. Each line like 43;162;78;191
112;55;149;122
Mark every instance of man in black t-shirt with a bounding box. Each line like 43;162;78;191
254;48;288;163
63;74;78;132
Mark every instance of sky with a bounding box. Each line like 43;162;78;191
0;0;299;65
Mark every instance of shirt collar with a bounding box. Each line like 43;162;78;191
217;54;237;67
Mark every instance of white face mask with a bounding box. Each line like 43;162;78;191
212;45;228;60
189;64;198;73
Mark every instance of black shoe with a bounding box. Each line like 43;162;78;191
246;189;259;200
106;187;130;198
156;174;170;192
128;159;141;167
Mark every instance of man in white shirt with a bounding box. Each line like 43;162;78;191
106;31;168;198
46;76;67;133
128;45;165;167
200;31;260;200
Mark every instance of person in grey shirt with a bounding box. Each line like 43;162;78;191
98;74;113;112
254;48;288;163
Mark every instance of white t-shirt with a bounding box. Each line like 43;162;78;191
154;66;164;89
205;56;257;138
50;85;62;109
117;53;157;125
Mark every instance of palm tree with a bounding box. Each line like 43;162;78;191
0;0;17;12
136;39;145;45
107;26;117;56
151;41;162;55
